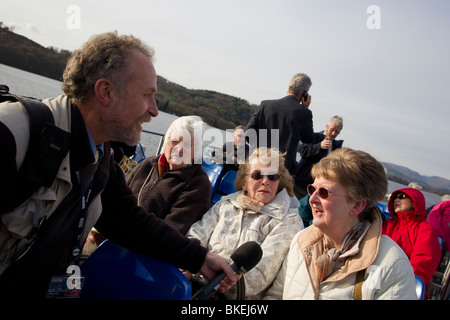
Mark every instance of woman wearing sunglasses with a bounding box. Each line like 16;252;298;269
185;147;303;299
265;148;416;300
383;188;442;299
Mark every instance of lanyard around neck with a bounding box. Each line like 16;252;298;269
71;171;94;265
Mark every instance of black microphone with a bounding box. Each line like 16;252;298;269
191;241;263;300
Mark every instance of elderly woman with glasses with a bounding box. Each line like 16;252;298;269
265;148;416;300
383;188;442;299
185;147;303;299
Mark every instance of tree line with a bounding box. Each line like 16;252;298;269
156;77;257;130
0;23;70;80
0;24;257;130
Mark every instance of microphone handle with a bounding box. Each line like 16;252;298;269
191;263;239;300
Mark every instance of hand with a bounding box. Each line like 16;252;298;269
321;138;332;150
302;93;311;107
199;252;240;293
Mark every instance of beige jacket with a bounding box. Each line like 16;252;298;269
264;209;417;300
0;96;102;275
186;188;304;299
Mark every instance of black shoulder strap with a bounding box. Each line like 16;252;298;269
0;85;71;211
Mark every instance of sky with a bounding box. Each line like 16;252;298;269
1;0;449;180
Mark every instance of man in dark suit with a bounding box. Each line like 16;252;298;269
294;115;344;198
244;73;314;176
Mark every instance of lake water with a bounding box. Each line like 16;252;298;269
0;63;230;156
0;63;442;207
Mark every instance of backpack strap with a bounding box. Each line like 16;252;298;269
0;85;71;211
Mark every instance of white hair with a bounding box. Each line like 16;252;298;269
327;115;344;128
161;116;206;164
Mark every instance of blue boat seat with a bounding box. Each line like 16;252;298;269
212;170;238;203
376;203;390;220
201;160;224;202
415;275;425;300
80;241;191;300
438;236;444;251
219;170;237;194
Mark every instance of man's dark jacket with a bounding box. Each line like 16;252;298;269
0;103;207;298
294;131;343;190
245;95;314;175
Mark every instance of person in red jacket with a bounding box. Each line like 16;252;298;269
383;188;442;299
427;199;450;251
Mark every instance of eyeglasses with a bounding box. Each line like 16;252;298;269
246;171;280;181
306;184;348;199
394;193;410;200
234;134;245;139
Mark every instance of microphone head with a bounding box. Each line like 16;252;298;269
230;241;263;273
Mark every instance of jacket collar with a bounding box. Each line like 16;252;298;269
284;94;300;103
70;103;99;170
228;188;299;220
297;208;382;291
43;95;72;184
150;155;202;181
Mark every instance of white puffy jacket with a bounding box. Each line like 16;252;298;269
264;209;417;300
186;188;304;299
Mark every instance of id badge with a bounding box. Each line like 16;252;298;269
46;274;85;299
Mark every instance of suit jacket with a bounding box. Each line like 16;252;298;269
245;95;314;175
294;131;343;190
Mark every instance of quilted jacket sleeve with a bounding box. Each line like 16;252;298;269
243;209;303;298
185;199;222;248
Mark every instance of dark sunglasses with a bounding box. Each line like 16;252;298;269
247;171;280;181
394;193;410;200
307;184;347;199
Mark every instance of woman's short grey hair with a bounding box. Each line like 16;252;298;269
287;73;312;96
161;116;206;164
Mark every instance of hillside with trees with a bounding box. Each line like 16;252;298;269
382;162;450;195
0;24;257;130
0;23;71;80
156;77;256;130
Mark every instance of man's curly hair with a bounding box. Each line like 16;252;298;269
62;31;154;105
